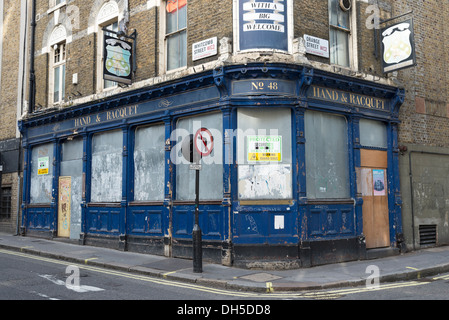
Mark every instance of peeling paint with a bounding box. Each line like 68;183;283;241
238;164;292;199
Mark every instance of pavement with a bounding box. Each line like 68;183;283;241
1;232;449;293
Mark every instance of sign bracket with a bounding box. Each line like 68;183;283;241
374;10;413;60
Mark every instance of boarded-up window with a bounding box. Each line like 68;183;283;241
175;113;223;200
134;125;165;201
237;108;292;200
30;143;54;204
91;130;122;202
305;111;349;199
61;138;83;239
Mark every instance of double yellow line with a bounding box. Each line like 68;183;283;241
0;248;259;298
299;280;431;300
0;248;444;300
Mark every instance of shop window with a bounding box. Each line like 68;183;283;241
175;113;223;200
91;130;123;203
134;125;165;201
359;119;387;149
0;187;11;219
165;0;187;71
237;108;292;200
30;143;54;204
51;42;66;104
305;111;350;199
328;0;351;68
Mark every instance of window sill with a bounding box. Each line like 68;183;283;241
164;65;187;75
87;202;121;207
307;198;355;205
129;201;164;206
238;199;294;206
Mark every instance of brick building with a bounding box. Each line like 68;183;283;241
0;1;27;234
393;1;449;251
16;0;443;267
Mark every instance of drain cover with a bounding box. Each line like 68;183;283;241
239;272;283;282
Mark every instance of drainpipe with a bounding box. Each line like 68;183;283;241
28;0;36;114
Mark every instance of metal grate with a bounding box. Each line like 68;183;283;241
419;224;437;246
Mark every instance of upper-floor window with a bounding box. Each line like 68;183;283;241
103;21;119;89
165;0;187;71
48;24;67;105
96;1;120;92
52;42;66;104
49;0;66;9
328;0;352;68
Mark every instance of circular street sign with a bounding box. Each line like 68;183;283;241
194;127;214;157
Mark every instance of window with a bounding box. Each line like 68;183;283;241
0;187;11;219
103;21;119;89
50;0;66;8
30;143;54;204
175;113;223;200
237;108;292;200
52;42;66;104
134;125;165;201
305;111;350;199
96;1;120;92
329;0;351;68
359;119;387;149
165;0;187;71
91;130;123;203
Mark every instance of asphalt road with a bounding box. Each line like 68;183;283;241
0;248;448;306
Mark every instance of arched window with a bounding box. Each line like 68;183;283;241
48;25;67;104
96;1;120;91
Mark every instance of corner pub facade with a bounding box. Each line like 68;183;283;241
19;0;407;267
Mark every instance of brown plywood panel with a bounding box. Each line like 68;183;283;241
362;196;375;248
373;195;390;248
360;149;388;168
361;168;390;249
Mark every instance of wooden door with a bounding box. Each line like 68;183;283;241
360;150;390;249
57;176;71;238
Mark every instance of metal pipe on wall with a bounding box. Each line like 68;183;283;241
28;0;36;114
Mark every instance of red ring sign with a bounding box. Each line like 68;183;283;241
194;128;214;157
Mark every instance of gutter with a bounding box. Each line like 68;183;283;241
28;0;36;114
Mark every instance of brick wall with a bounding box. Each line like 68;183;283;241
0;0;23;233
30;0;406;112
391;0;449;146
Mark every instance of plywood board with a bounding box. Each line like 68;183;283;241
360;149;388;168
58;176;71;238
361;168;390;249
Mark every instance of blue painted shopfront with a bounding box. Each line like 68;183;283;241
19;63;405;266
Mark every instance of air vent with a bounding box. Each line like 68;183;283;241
339;0;352;11
419;224;437;246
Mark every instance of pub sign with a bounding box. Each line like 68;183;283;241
103;34;133;84
238;0;289;52
381;19;416;73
